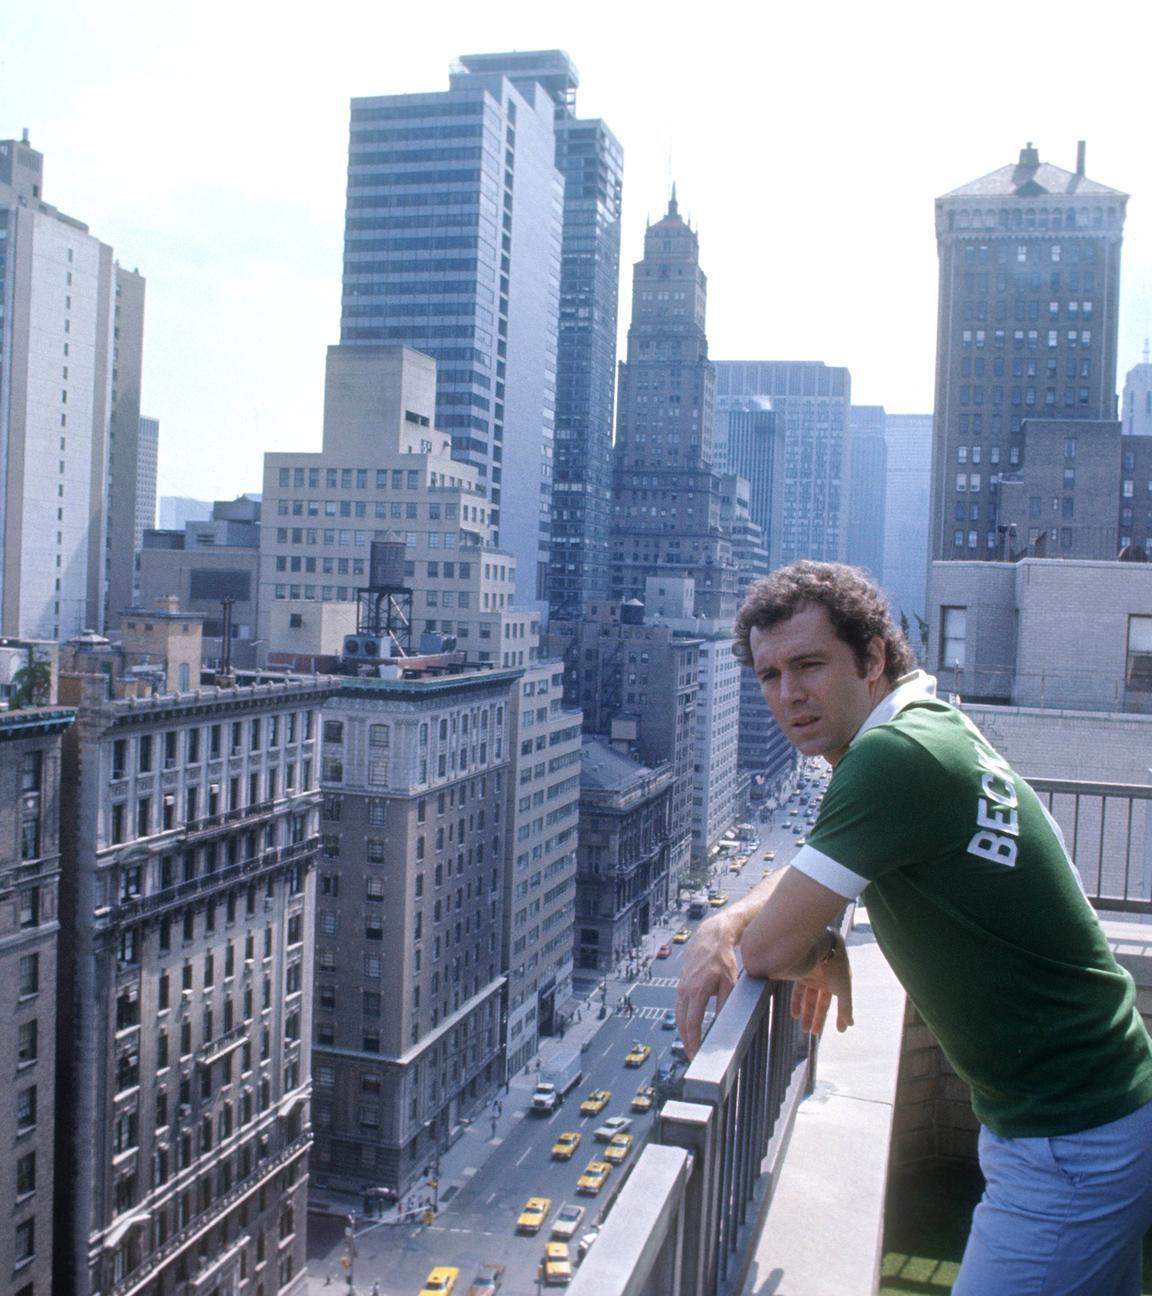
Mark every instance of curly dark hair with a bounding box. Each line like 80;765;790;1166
732;561;915;682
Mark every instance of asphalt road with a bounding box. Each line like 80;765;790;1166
305;768;830;1294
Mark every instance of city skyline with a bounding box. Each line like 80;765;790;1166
3;1;1149;507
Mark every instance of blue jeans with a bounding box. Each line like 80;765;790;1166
953;1098;1152;1295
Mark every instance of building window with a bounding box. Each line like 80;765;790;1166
18;953;39;997
14;1218;34;1264
17;1020;37;1064
1127;616;1152;693
940;607;967;670
16;1086;37;1130
17;888;40;929
21;751;42;793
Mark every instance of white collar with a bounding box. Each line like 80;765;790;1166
849;670;938;749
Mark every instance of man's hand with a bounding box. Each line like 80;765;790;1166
790;930;854;1035
675;913;740;1058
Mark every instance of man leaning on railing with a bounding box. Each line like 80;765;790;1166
676;561;1152;1296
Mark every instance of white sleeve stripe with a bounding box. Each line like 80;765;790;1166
790;845;869;899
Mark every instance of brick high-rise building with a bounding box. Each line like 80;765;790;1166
928;142;1127;564
611;194;739;620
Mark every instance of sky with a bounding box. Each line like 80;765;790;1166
3;0;1149;506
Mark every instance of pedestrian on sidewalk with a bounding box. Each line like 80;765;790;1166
491;1117;498;1137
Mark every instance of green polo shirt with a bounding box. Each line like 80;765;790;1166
792;673;1152;1137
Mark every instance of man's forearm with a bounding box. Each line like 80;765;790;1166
709;871;833;976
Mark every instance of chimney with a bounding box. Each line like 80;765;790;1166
1076;140;1086;176
1019;142;1040;168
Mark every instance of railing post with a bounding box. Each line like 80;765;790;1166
660;1100;717;1296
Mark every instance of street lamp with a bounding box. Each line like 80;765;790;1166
421;1121;441;1216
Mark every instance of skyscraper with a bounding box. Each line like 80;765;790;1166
452;52;624;621
611;194;739;620
882;413;933;636
340;60;564;611
846;405;888;580
714;402;779;566
105;269;147;621
713;361;852;566
928;142;1127;563
0;134;146;639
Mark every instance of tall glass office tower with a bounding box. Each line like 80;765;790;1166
443;52;624;620
341;60;564;610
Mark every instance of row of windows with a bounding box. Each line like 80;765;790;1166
960;356;1091;380
276;466;425;491
273;527;473;550
960;300;1094;323
961;270;1096;293
276;498;468;522
111;714;314;778
958;384;1092;407
960;329;1092;349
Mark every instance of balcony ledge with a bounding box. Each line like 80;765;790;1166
739;912;905;1296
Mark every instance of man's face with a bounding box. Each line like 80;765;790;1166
749;603;886;767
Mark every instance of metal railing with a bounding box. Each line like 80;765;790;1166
569;974;813;1296
1028;778;1152;914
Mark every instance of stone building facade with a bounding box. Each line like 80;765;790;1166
310;669;516;1196
575;739;674;972
0;707;73;1296
57;675;325;1296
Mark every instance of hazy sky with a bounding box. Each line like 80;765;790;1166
4;0;1148;506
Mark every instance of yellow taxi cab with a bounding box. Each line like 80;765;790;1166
709;894;729;908
603;1132;634;1164
672;928;691;944
551;1131;582;1161
624;1042;651;1067
576;1161;611;1195
419;1266;460;1296
579;1089;611;1116
543;1241;573;1286
517;1197;552;1233
763;850;776;861
631;1085;656;1113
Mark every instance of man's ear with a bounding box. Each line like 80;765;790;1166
866;635;887;685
